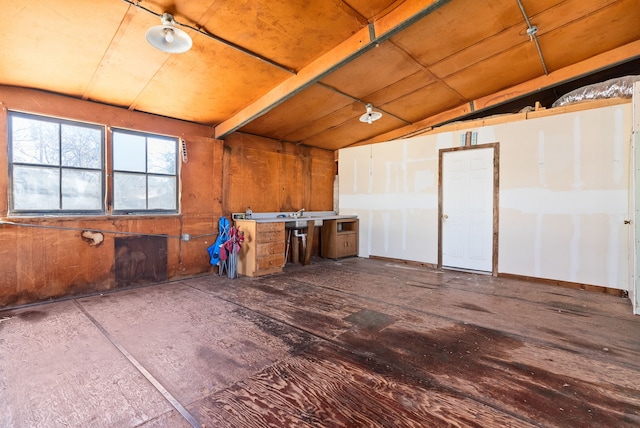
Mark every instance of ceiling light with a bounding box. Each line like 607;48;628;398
359;103;383;124
146;13;192;54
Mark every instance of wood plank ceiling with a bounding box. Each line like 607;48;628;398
3;0;640;151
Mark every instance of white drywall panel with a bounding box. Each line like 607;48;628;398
338;145;372;257
498;106;631;289
340;103;633;290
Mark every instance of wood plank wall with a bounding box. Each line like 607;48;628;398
222;133;335;214
0;86;335;307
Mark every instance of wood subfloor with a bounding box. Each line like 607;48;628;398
1;257;639;427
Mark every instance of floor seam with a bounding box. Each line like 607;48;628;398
73;300;202;428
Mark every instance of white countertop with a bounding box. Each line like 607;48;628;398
235;211;357;224
252;214;357;223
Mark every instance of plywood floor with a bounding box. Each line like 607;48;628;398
1;257;639;427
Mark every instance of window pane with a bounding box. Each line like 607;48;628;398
148;175;176;210
11;116;59;165
13;165;60;210
113;172;146;210
113;132;145;172
61;124;102;168
62;170;102;210
148;137;176;174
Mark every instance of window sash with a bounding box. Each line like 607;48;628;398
8;113;180;216
9;112;105;214
112;129;178;214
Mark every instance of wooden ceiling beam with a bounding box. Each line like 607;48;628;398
350;39;640;147
214;0;450;139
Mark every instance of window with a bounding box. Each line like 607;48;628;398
9;112;104;213
112;129;178;213
8;112;180;216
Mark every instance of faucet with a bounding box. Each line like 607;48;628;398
290;208;305;218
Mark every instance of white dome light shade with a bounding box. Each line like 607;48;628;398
146;13;192;54
359;103;382;124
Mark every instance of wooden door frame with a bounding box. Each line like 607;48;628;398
438;143;500;276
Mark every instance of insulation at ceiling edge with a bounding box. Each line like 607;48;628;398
552;75;640;108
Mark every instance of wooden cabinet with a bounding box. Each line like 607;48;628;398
321;218;359;259
235;220;285;277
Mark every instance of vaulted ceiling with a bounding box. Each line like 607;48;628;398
3;0;640;151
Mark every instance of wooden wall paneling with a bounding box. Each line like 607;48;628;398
278;151;301;211
0;235;18;304
301;152;312;213
175;137;225;277
221;143;233;219
0;87;226;307
223;133;335;215
0;102;8;214
243;147;279;211
310;156;336;211
178;136;223;277
46;224;97;296
0;88;337;307
181;136;221;215
12;226;43;305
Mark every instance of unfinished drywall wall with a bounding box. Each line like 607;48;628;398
340;101;632;291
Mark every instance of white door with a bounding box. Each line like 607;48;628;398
442;147;494;272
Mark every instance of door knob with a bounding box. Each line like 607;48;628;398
443;214;448;219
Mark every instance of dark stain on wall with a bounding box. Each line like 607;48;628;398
115;236;167;288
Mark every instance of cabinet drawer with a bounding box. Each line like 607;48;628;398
257;222;282;232
256;242;285;257
256;230;284;243
256;254;284;271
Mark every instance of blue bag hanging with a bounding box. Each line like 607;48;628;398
207;216;230;266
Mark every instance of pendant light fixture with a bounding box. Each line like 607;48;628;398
359;103;383;124
146;13;192;54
